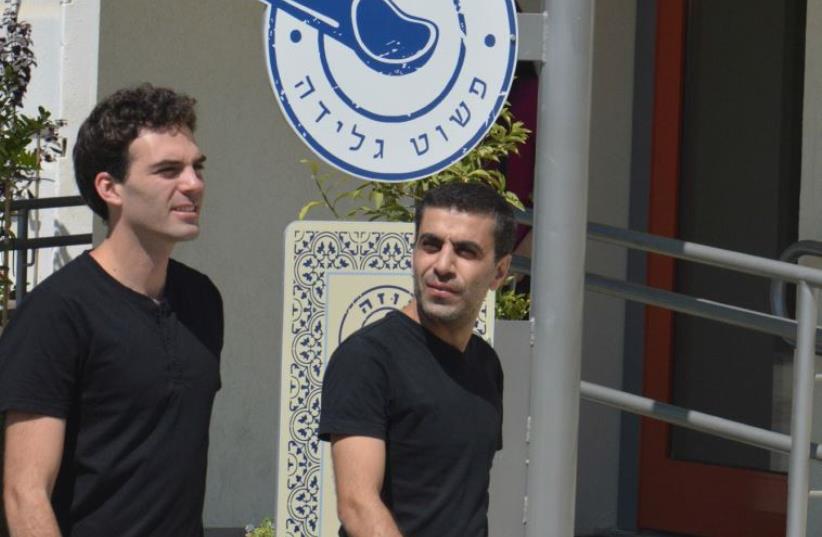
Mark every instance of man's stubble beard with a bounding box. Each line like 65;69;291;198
413;279;479;328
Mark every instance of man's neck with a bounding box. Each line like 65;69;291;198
90;227;173;300
401;301;474;352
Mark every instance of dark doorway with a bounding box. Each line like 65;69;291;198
638;0;806;535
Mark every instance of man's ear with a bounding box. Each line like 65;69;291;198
93;172;122;211
489;254;512;291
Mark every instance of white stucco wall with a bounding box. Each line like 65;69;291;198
18;0;97;286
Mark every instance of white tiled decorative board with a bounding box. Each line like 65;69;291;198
277;220;495;536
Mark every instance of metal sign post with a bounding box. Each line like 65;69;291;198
526;2;594;536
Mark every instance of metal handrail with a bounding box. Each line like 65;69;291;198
9;195;86;211
8;195;92;301
586;272;821;342
769;240;822;352
514;210;822;287
8;234;93;252
584;223;821;537
513;259;822;343
588;222;822;287
580;381;822;461
515;214;822;537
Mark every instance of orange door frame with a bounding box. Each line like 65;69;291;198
637;1;787;535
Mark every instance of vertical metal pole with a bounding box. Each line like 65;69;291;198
525;1;594;537
15;208;28;302
787;281;818;537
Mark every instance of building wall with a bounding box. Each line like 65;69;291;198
576;2;636;533
18;0;97;287
96;0;635;531
800;0;822;245
800;0;822;532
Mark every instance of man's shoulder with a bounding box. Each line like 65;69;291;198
468;333;502;364
342;311;410;346
168;257;212;282
23;252;96;302
332;312;415;364
469;332;496;351
168;258;220;294
1;254;96;340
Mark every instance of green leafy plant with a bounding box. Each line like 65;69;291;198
0;0;63;324
0;4;62;527
300;107;528;222
298;106;531;319
244;517;275;537
495;278;531;320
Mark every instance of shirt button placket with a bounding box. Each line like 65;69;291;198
158;303;181;386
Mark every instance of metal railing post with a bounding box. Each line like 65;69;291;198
787;281;818;537
526;1;594;536
14;207;28;302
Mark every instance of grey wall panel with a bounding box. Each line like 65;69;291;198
801;0;822;533
575;1;636;534
489;320;531;537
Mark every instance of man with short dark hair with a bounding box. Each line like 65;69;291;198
0;84;223;537
319;181;514;537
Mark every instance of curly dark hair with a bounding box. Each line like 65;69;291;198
72;84;197;220
414;182;516;261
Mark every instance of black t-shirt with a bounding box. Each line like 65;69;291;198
0;252;223;537
318;311;503;537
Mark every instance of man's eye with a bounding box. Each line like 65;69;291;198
158;168;179;178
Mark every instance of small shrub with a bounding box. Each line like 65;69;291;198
496;278;530;321
244;517;275;537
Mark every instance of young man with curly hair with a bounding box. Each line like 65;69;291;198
0;84;223;537
319;182;514;537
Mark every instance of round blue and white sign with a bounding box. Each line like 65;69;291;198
262;0;518;182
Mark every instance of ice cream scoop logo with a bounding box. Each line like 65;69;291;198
262;0;517;182
274;0;439;76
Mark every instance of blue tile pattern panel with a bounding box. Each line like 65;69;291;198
277;221;493;537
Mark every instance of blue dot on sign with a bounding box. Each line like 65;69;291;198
290;30;302;43
485;34;496;47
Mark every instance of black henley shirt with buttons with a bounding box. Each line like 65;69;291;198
0;252;223;537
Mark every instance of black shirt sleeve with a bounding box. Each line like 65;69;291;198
318;336;389;442
0;286;86;418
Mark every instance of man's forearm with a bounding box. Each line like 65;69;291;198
338;496;404;537
4;488;62;537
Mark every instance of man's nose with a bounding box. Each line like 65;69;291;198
179;167;204;194
433;246;455;276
